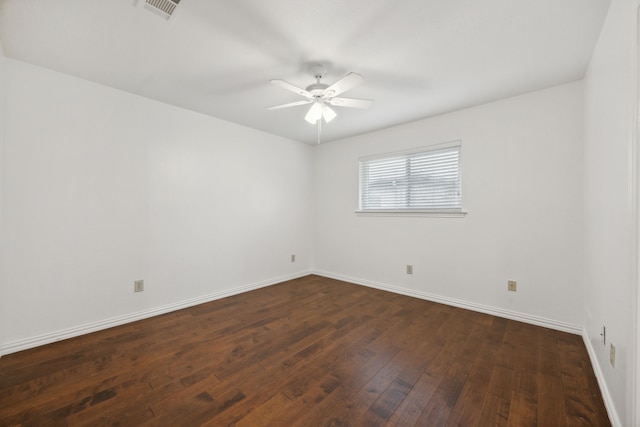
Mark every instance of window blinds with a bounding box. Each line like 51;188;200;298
359;143;462;211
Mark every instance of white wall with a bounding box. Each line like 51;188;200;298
0;43;4;217
314;82;585;330
583;0;637;425
0;43;5;332
0;59;314;353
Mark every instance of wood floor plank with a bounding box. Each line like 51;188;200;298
414;361;470;426
273;370;343;426
506;369;538;426
476;393;511;427
556;334;610;426
538;372;568;427
0;275;611;426
385;371;443;427
444;361;495;427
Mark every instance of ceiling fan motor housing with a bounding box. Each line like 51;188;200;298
306;82;329;97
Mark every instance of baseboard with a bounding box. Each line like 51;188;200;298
0;270;313;357
313;270;582;335
582;330;622;427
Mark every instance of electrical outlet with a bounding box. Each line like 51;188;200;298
601;325;606;345
134;280;144;293
291;254;296;262
508;280;517;292
406;265;413;275
610;343;616;367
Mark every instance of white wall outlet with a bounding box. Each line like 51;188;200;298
610;343;616;367
406;265;413;275
507;280;517;292
134;280;144;293
291;254;296;262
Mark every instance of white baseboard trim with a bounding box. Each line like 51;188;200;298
582;329;622;427
313;270;582;335
0;270;313;357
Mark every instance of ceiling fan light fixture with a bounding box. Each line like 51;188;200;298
305;102;323;124
322;105;337;123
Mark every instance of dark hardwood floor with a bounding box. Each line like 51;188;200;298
0;275;610;426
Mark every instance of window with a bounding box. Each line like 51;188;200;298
358;141;464;216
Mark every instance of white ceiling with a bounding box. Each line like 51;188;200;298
0;0;611;144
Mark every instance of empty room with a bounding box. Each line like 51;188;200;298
0;0;638;426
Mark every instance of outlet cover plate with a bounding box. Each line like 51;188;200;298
134;280;144;293
610;343;616;367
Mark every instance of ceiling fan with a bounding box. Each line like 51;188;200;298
267;65;373;131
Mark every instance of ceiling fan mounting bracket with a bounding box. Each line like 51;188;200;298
310;64;326;80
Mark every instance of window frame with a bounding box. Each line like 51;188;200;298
356;140;467;218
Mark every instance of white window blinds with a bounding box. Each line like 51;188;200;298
359;142;462;212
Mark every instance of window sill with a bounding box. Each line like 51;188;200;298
355;210;468;218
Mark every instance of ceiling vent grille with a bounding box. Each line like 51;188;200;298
143;0;181;20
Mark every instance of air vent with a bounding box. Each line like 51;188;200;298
143;0;181;20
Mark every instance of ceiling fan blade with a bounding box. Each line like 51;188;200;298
327;97;374;109
270;79;312;98
305;102;323;124
266;99;313;110
324;72;364;97
322;105;337;123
